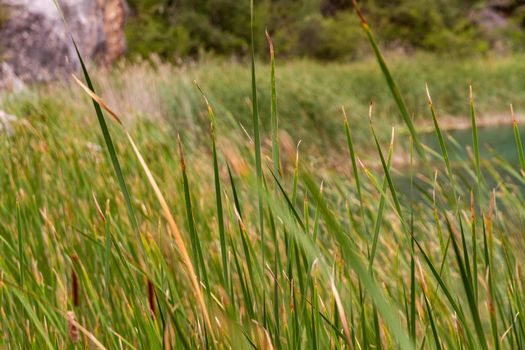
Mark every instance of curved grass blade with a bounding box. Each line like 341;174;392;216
71;47;140;238
352;0;425;160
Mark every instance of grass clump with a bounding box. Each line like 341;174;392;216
2;4;525;349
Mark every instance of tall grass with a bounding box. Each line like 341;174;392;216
2;3;525;349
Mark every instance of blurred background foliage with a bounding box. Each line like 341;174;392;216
125;0;525;61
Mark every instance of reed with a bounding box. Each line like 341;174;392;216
2;2;525;349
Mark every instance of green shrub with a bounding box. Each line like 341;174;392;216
124;0;525;60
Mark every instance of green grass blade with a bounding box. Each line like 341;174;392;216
368;128;394;270
445;216;488;350
426;86;458;208
72;43;140;238
343;107;368;236
16;199;25;287
409;137;416;345
250;0;265;265
301;174;414;350
178;138;209;292
266;31;281;180
423;292;442;350
511;104;525;174
470;86;482;201
369;118;406;231
413;236;475;348
195;83;229;290
352;1;425;160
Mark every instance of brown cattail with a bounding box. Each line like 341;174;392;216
147;279;156;319
71;254;79;308
67;311;80;344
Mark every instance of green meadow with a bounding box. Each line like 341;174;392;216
3;5;525;350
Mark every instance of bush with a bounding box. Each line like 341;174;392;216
124;0;525;61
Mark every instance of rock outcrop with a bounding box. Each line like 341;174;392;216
0;110;17;136
0;0;127;87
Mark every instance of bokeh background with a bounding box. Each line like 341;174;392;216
125;0;525;61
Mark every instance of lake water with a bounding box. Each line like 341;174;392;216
393;124;525;197
422;124;524;164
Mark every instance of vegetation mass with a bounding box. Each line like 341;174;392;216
125;0;525;60
2;2;525;349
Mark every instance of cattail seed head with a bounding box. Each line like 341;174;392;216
147;279;156;319
71;254;79;308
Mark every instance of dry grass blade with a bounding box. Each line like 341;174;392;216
72;75;123;125
64;312;108;350
331;278;353;349
72;76;214;336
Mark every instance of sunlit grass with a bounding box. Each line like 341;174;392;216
2;3;525;349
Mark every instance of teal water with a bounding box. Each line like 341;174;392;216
422;124;524;164
393;124;525;197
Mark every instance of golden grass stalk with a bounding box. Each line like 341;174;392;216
331;278;353;349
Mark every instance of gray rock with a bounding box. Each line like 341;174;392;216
470;6;509;32
0;0;127;84
0;110;17;136
0;62;26;93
